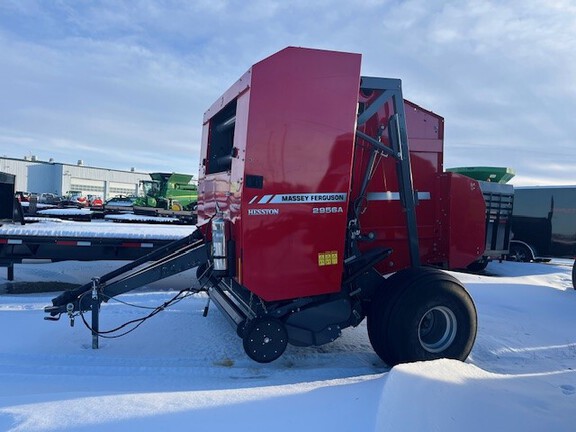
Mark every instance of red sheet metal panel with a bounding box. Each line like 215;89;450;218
198;47;362;301
436;172;487;269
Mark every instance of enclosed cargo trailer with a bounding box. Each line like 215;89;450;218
509;186;576;261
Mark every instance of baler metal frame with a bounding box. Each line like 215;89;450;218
354;76;420;268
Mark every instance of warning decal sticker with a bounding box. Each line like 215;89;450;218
318;250;338;267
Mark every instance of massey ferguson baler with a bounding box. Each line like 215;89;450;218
46;47;487;366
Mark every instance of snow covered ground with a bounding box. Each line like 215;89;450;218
0;252;575;431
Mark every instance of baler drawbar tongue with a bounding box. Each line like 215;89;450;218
45;231;207;317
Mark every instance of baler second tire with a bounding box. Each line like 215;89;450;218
367;267;477;367
242;317;288;363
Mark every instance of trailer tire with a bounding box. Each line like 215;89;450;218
507;242;533;262
367;267;477;366
466;258;488;272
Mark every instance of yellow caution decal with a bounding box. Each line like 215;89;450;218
318;250;338;267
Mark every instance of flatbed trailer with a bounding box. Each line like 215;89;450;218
131;206;197;224
0;220;196;280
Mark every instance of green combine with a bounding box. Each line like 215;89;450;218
133;172;198;222
446;166;515;184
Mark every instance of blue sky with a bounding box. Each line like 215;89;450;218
0;0;574;185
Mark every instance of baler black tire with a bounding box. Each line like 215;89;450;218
367;277;398;366
367;268;439;365
367;267;477;367
572;260;576;290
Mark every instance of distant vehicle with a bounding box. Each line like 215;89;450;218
132;172;197;223
60;192;88;208
103;195;137;213
37;193;61;205
134;172;198;212
87;195;103;208
15;191;31;202
509;186;576;261
74;195;89;207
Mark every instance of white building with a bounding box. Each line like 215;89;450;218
0;156;150;199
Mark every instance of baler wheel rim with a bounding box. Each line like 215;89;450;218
417;305;458;353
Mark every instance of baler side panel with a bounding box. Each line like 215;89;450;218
240;48;362;301
437;173;486;268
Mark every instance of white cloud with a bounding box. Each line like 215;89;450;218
0;0;573;183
